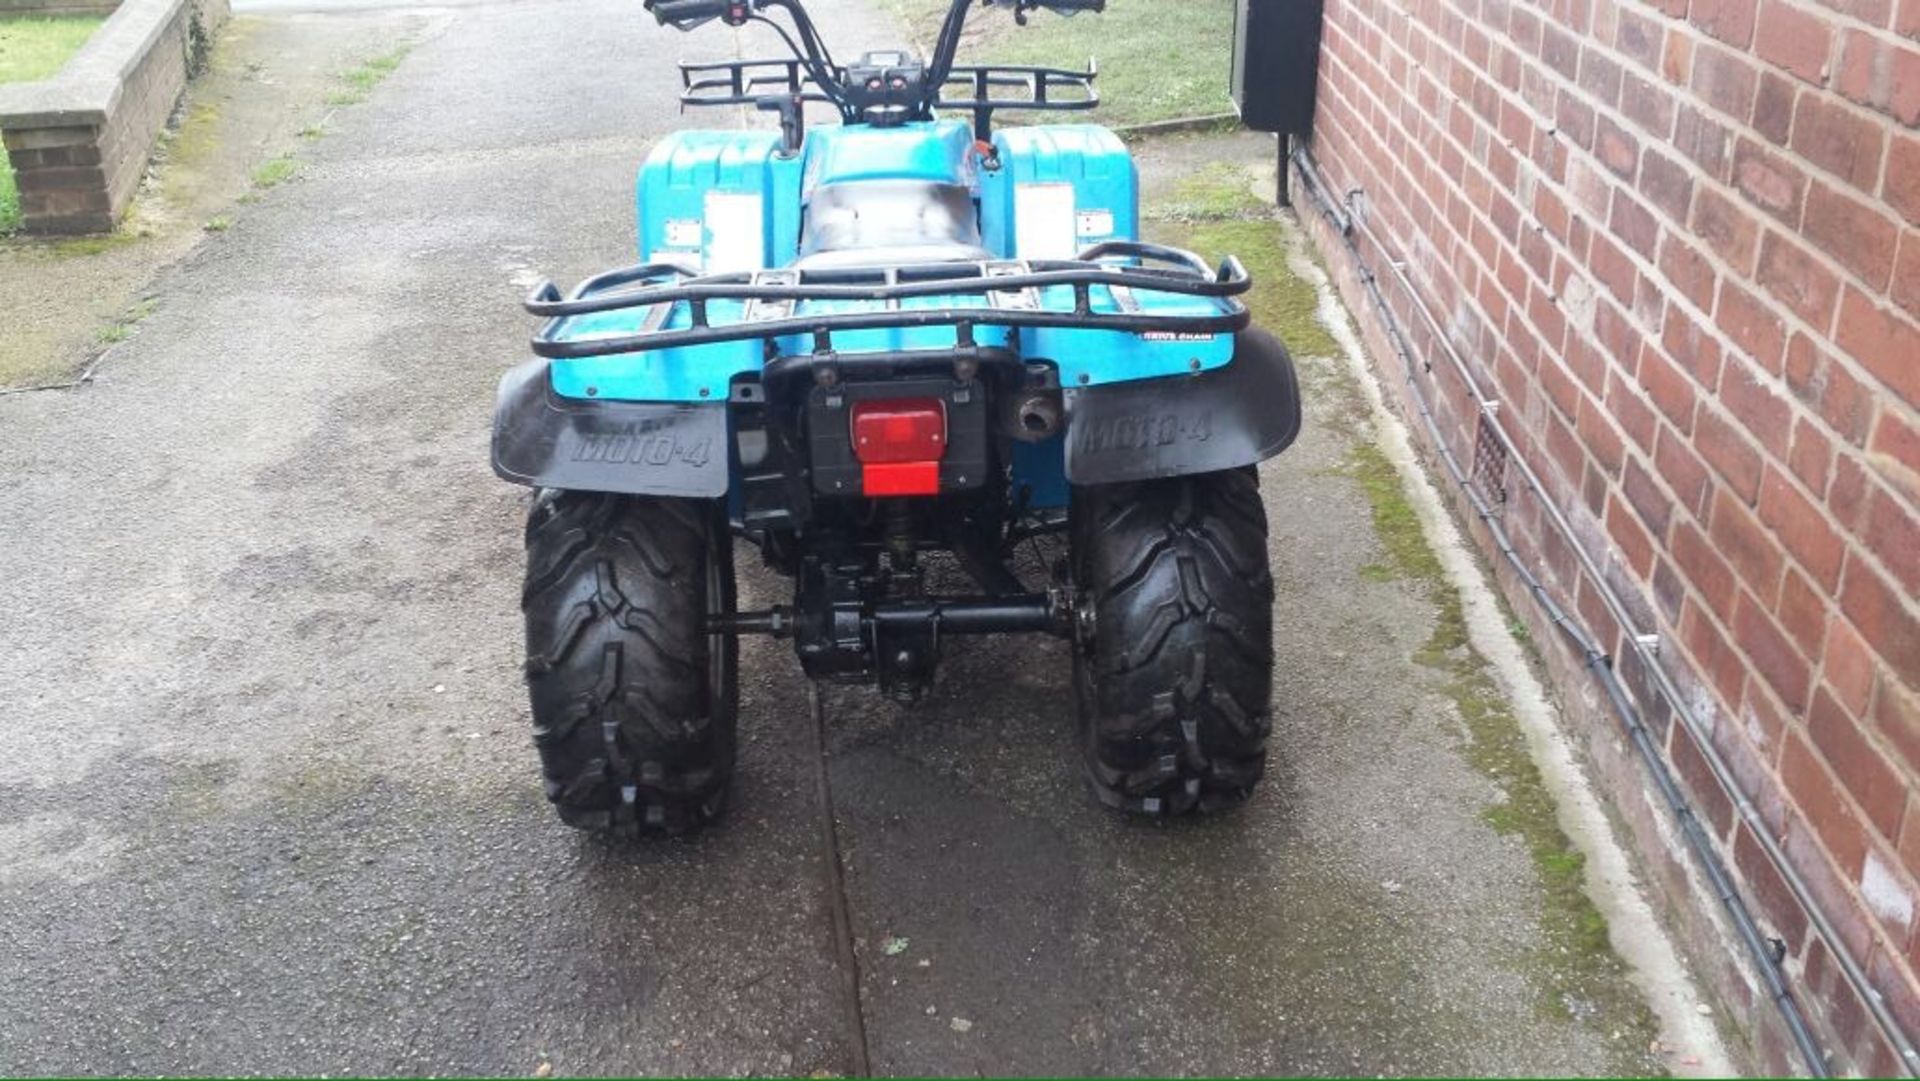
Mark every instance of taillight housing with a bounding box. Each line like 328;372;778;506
851;398;946;495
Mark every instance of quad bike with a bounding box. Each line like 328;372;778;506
493;0;1303;834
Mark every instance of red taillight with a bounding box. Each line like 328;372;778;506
851;398;946;495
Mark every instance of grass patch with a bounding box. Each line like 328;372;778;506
0;15;100;83
95;295;158;345
879;0;1233;127
0;15;105;233
325;45;410;106
249;152;299;189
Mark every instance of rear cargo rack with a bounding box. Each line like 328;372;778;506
525;241;1250;360
677;58;1095;133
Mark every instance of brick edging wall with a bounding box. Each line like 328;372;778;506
1295;0;1920;1070
0;0;227;233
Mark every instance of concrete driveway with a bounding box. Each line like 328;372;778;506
0;0;1722;1074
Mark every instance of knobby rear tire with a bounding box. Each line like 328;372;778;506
521;490;738;836
1070;468;1275;816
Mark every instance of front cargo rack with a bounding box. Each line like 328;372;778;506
524;240;1251;360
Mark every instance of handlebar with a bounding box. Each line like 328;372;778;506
645;0;741;27
649;0;1105;127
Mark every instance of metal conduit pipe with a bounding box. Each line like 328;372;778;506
1287;142;1898;1077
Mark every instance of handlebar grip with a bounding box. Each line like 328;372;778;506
646;0;736;26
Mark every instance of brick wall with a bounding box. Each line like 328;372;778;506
1293;0;1920;1069
0;0;225;233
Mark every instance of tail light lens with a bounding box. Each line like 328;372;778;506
851;398;946;495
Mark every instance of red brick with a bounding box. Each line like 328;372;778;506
1638;149;1694;224
1674;103;1733;179
1901;0;1920;35
1733;137;1809;226
1716;278;1788;373
1577;394;1628;474
1581;45;1626;105
1756;0;1836;83
1607;490;1658;574
1623;69;1680;139
1869;410;1920;506
1839;556;1920;678
1831;453;1872;530
1721;368;1793;461
1589;232;1640;307
1735;820;1812;949
1808;687;1906;839
1692;0;1759;47
1672;719;1737;838
1555;88;1597;150
1665;308;1726;389
1657;231;1716;312
1595;113;1640;178
1863;488;1920;594
1787;420;1833;495
1737;587;1814;710
1791;93;1888;194
1616;7;1664;70
1781;730;1870;877
1820;0;1894;24
1803;182;1901;290
1658;431;1716;520
1835;29;1920;125
1543;22;1583;79
1823;614;1878;714
1875;678;1920;778
1613;370;1660;454
1753;72;1799;144
1779;566;1831;657
1682;596;1749;701
1712;484;1788;591
1608;188;1660;257
1888;133;1920;227
1756;231;1843;329
1693;44;1762;129
1623;453;1676;535
1783;332;1875;444
1676;516;1740;614
1834;288;1920;406
1692;184;1761;269
1893;231;1920;321
1759;465;1848;587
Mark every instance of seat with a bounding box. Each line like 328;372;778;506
793;180;990;269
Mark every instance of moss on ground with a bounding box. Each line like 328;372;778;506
1332;436;1656;1047
1141;160;1657;1057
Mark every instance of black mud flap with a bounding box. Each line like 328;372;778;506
1062;328;1303;484
491;360;729;498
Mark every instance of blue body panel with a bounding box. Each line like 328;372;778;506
544;119;1242;505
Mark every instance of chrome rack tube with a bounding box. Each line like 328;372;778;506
1289;142;1885;1078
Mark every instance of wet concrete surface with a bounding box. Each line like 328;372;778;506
2;0;1690;1073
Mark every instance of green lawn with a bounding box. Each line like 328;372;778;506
0;15;105;232
882;0;1235;128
